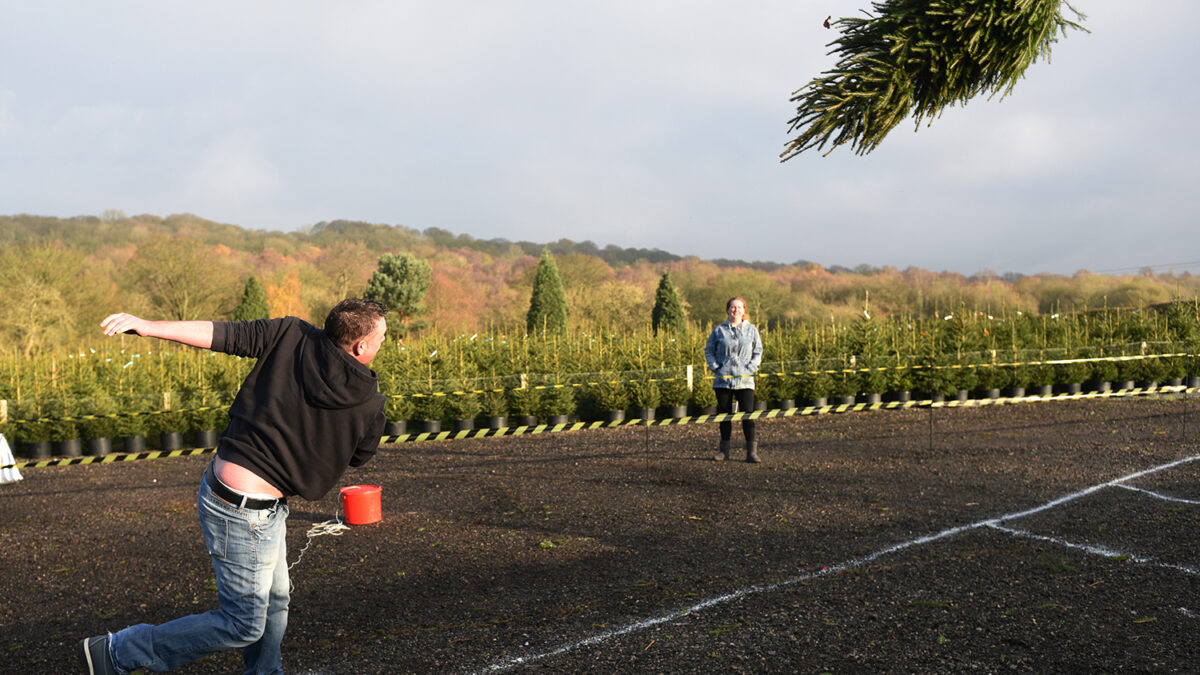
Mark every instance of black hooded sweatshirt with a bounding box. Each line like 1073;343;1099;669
211;317;385;501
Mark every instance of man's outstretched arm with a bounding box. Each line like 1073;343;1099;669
100;313;214;350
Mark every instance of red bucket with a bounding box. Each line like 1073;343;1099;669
340;485;382;525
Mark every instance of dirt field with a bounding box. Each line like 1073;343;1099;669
3;396;1199;674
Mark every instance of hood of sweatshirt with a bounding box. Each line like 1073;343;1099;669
298;331;381;410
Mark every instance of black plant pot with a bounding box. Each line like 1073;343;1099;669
691;405;718;416
1056;383;1082;395
1002;386;1026;398
419;419;442;434
57;438;83;458
453;418;476;432
1116;380;1136;392
511;415;538;427
1167;377;1183;388
546;414;570;426
23;440;52;460
889;391;911;403
385;421;407;436
1034;385;1053;397
633;407;656;421
835;395;856;406
1136;381;1158;391
857;393;881;404
660;405;688;419
806;397;828;408
776;399;796;410
974;388;1001;399
85;437;112;457
192;429;220;448
485;416;508;429
1188;376;1200;389
754;401;768;411
156;431;184;451
121;435;146;453
602;410;626;423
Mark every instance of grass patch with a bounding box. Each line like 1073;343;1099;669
907;600;952;609
1039;554;1079;574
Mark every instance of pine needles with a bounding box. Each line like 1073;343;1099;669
781;0;1086;159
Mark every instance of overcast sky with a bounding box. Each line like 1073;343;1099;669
2;1;1197;276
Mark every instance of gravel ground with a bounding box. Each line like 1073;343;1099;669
3;396;1199;674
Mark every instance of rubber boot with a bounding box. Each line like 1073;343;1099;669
713;439;730;461
746;440;760;463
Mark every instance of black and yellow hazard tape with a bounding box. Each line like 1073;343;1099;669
377;383;1197;443
392;377;690;400
5;404;228;427
4;384;1194;471
5;446;217;470
740;353;1196;387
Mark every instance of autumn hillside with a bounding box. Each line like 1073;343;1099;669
2;212;1197;355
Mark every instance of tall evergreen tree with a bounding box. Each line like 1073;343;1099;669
782;0;1085;158
231;275;269;321
651;271;687;335
364;252;432;334
526;248;568;334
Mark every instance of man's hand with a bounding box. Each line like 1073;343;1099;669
100;313;149;337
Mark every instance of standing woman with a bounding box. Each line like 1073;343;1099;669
704;297;764;462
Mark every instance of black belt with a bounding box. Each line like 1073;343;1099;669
205;465;286;510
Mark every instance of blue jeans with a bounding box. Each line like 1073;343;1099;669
109;473;290;674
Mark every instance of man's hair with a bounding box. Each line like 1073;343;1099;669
325;298;388;348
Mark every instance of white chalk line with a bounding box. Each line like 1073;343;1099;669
1114;483;1200;504
472;453;1200;674
987;522;1200;576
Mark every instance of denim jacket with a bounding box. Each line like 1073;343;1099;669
704;320;763;389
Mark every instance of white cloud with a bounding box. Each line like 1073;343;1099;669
916;110;1114;187
183;131;282;211
49;102;154;159
0;89;14;138
315;4;531;93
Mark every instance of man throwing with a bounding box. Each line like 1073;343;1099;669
80;298;388;675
